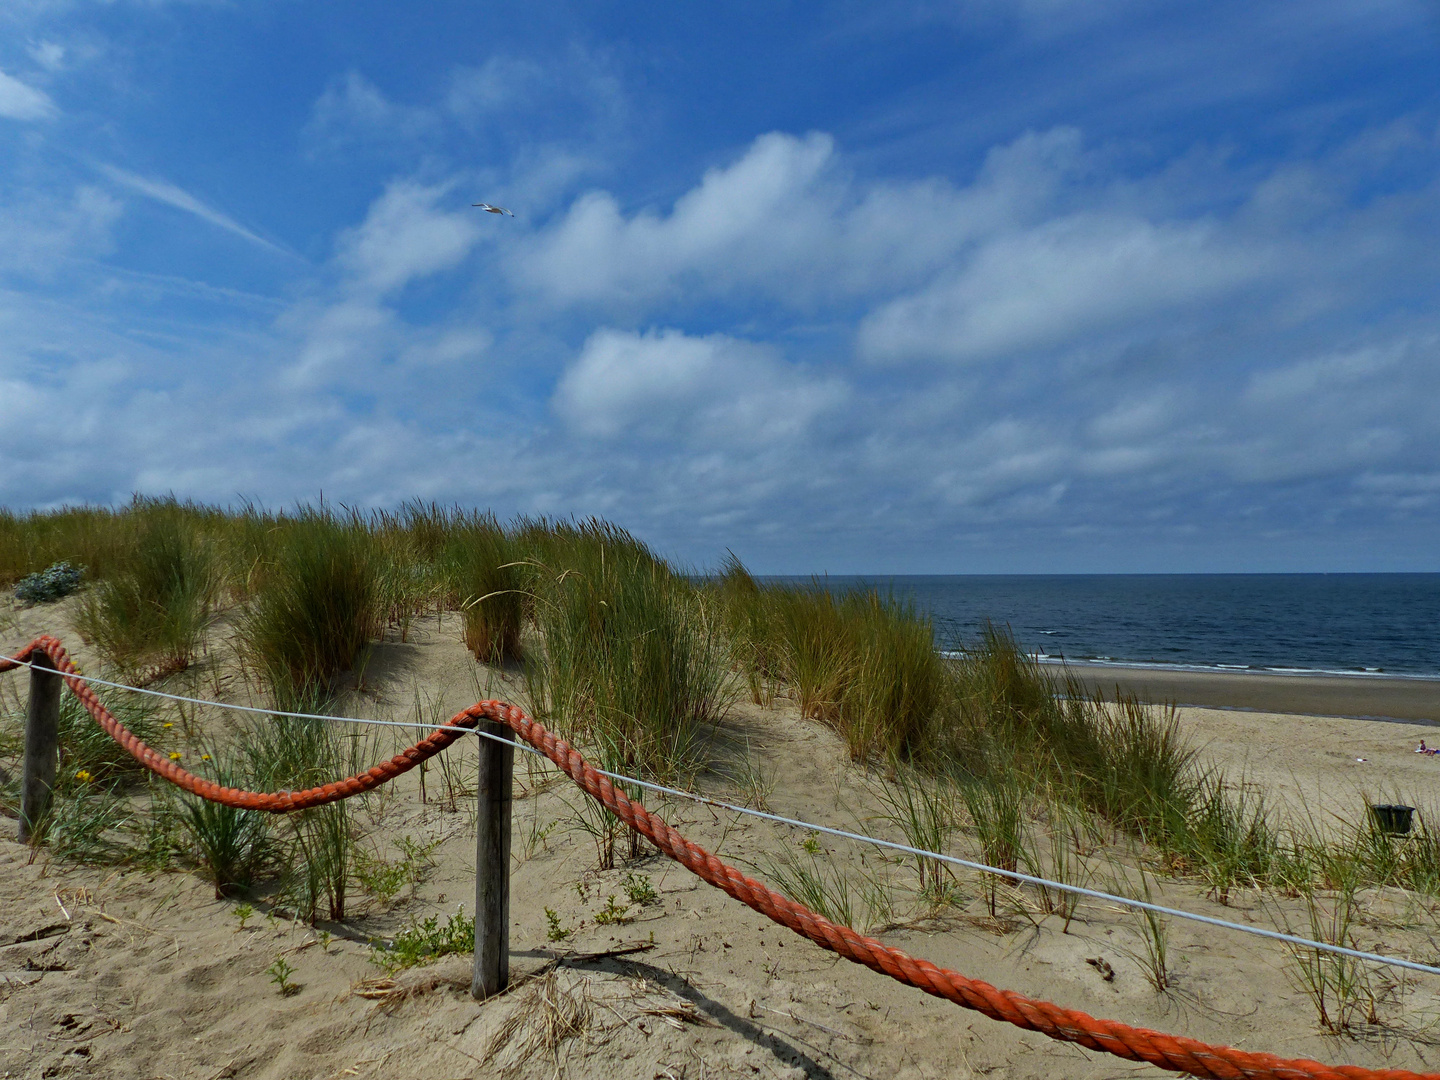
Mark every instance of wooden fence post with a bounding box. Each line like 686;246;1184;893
472;720;515;999
19;654;62;844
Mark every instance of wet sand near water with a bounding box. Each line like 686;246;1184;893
1056;662;1440;723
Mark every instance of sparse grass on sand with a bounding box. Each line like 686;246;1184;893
6;499;1440;1045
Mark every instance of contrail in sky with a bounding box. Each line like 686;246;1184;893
99;164;297;258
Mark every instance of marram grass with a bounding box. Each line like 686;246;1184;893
7;496;1440;923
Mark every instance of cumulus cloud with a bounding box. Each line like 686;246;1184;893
858;213;1268;364
0;68;57;120
333;179;483;296
283;180;487;390
517;129;1052;308
553;327;848;444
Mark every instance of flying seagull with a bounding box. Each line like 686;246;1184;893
472;203;514;216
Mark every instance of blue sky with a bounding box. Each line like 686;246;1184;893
2;1;1438;573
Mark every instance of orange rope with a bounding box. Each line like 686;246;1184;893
6;635;1435;1080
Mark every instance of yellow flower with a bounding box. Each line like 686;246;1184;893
75;769;92;783
168;751;182;761
201;754;212;761
162;722;174;729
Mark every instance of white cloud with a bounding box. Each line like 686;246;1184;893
553;327;847;444
0;185;121;275
1244;343;1406;405
1087;392;1175;443
858;213;1267;364
0;68;57;120
98;165;291;256
334;179;483;296
281;180;490;391
27;41;65;71
446;48;627;133
519;130;1031;308
398;327;492;368
446;55;549;118
303;71;439;155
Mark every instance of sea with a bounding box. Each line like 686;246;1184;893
768;574;1440;678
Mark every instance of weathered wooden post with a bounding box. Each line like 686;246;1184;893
19;653;62;844
472;720;515;999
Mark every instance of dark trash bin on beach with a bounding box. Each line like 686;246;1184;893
1370;804;1416;835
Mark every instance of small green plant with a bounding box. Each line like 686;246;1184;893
370;909;476;973
289;802;353;922
1283;879;1377;1033
728;745;776;810
522;815;559;860
234;903;255;931
353;849;407;903
622;871;657;906
592;895;631;925
354;834;439;904
35;784;133;864
318;929;333;952
801;831;822;856
266;955;298;996
545;907;572;942
1022;798;1091;932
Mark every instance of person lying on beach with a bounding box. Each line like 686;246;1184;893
1416;740;1438;755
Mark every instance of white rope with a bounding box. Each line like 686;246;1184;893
7;649;1439;977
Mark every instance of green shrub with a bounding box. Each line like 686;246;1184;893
235;709;362;922
716;570;946;762
53;690;167;785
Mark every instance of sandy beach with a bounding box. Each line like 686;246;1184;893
5;601;1440;1080
1060;662;1440;724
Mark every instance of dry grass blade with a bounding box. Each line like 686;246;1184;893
351;977;398;1001
637;1003;713;1028
486;969;592;1069
350;958;472;1013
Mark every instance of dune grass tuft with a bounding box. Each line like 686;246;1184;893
237;509;385;707
447;513;524;664
75;499;218;678
524;520;731;785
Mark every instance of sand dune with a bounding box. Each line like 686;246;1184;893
5;602;1440;1080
